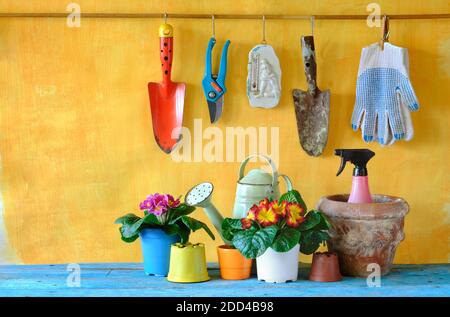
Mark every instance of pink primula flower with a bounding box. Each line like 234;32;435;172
139;193;180;216
167;194;181;208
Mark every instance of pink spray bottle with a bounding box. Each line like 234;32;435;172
335;149;375;203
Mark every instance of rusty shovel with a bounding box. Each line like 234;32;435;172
292;36;330;157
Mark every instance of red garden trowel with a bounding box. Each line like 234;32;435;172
148;23;186;154
292;36;330;157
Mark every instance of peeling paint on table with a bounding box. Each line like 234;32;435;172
0;263;448;297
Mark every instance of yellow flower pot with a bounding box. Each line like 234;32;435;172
167;243;210;283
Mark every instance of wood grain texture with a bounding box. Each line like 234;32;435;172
0;263;448;297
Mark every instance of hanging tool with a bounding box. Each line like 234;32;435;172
292;17;330;156
148;15;186;154
352;41;419;146
379;15;390;50
247;15;282;108
352;14;419;146
202;16;230;124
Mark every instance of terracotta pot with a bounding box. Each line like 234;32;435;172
256;244;300;283
167;243;210;283
309;252;342;282
217;245;252;280
317;194;409;277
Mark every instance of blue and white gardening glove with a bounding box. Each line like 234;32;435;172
352;43;419;145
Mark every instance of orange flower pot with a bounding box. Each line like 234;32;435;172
217;245;252;280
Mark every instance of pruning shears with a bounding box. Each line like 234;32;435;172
202;37;231;124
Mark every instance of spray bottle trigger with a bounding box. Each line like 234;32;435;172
336;158;347;176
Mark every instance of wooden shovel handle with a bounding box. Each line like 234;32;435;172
301;36;318;94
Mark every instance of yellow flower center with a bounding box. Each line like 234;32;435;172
270;201;286;216
257;207;277;224
287;204;304;227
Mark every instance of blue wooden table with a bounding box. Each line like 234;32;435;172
0;263;448;297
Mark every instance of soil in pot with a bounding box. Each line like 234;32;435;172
309;252;342;282
217;245;252;280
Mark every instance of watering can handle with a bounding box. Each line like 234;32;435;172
238;154;278;187
279;174;293;192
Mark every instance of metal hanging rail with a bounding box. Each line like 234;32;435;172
0;12;449;20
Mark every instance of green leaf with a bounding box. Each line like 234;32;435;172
114;213;141;225
298;211;321;231
118;218;145;243
142;213;161;225
176;222;191;244
315;210;332;231
222;218;244;242
162;223;180;236
118;227;139;243
279;190;307;211
115;213;145;243
272;227;301;253
180;216;215;241
299;230;330;255
232;225;277;259
222;218;244;230
168;204;196;223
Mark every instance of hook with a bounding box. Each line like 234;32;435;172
164;12;168;24
262;15;267;44
380;15;389;50
383;15;390;42
310;16;315;36
211;14;215;38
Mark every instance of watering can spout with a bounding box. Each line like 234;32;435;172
185;182;230;244
202;202;230;244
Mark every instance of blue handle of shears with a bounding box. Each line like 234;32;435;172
202;37;230;103
216;40;230;88
204;37;215;83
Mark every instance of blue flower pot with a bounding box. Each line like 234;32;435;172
139;228;180;276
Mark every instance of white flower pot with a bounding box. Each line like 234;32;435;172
256;244;300;283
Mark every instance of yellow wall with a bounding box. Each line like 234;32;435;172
0;0;448;264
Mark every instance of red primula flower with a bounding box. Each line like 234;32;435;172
256;203;279;227
286;203;305;228
258;198;271;209
241;218;252;229
247;204;259;220
270;200;287;217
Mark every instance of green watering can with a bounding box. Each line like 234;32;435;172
185;154;292;243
